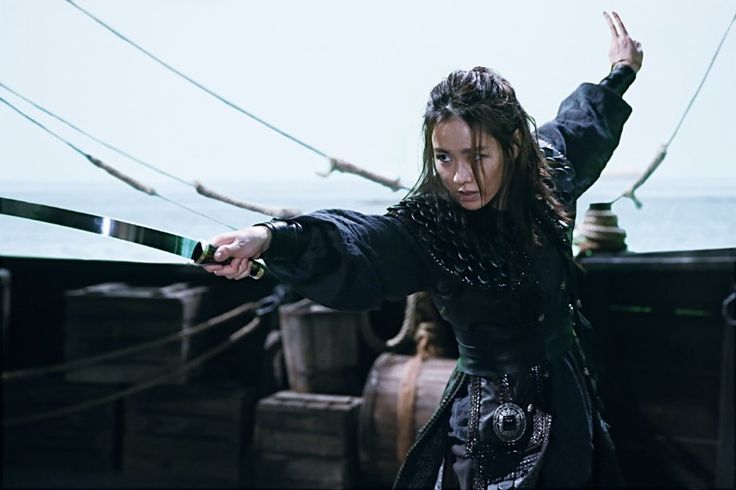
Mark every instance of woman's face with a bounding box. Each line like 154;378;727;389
432;117;505;210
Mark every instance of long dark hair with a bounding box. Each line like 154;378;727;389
409;66;569;250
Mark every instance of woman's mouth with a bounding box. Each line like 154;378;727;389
456;190;480;202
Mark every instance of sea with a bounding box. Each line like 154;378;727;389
0;176;734;264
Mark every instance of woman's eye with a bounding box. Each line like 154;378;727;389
473;154;488;161
435;154;450;163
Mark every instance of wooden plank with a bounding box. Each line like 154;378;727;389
615;439;717;488
589;269;730;314
125;384;250;420
65;360;185;384
599;313;722;374
256;452;355;489
4;447;117;471
4;428;115;451
122;454;241;484
64;283;209;330
125;412;242;441
123;433;240;461
255;392;361;438
3;382;120;424
65;298;188;323
255;428;351;457
64;337;185;362
255;410;352;435
64;319;192;339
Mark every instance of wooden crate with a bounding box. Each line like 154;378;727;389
2;379;121;472
279;299;363;395
253;390;362;489
122;382;254;486
63;282;209;384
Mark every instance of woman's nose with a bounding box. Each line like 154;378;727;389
453;160;473;185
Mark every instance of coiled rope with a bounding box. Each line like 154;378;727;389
63;0;409;192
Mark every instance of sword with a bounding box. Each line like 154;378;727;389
0;196;266;279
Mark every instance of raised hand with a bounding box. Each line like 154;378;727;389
604;11;644;73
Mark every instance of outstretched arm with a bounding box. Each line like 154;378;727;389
203;210;434;311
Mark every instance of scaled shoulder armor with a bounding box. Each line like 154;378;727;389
387;195;519;290
539;139;576;211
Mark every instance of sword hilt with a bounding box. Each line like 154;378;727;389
193;242;266;280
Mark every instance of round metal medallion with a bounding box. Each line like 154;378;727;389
492;402;527;443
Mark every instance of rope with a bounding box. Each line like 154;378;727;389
1;95;87;156
613;10;736;208
64;0;328;159
194;181;301;219
0;82;299;219
2;316;262;428
1;301;259;381
1;81;192;186
63;1;411;192
395;336;431;462
359;293;420;353
0;95;236;229
319;157;410;192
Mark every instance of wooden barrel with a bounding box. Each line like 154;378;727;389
279;298;363;395
359;353;456;486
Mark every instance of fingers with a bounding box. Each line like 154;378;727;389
202;264;224;273
233;261;253;281
603;11;618;37
206;256;249;279
210;232;236;247
214;243;236;262
604;11;632;39
201;258;253;280
611;11;629;37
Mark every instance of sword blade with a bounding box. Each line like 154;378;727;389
0;196;267;278
1;196;200;261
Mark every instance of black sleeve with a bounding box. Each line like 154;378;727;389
599;63;637;96
536;79;633;199
262;209;434;312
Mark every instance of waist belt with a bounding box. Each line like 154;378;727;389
455;314;576;377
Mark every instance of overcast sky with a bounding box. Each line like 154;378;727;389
1;0;735;189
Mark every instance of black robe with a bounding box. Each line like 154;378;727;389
264;80;633;488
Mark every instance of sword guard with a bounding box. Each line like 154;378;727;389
194;241;266;280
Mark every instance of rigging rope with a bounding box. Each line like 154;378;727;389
63;0;409;192
0;95;237;229
194;181;300;219
2;316;262;428
0;82;302;218
613;10;736;208
319;158;410;192
64;0;328;159
1;301;259;381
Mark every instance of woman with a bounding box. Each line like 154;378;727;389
205;11;643;488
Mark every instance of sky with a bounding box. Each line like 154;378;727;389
1;0;735;190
